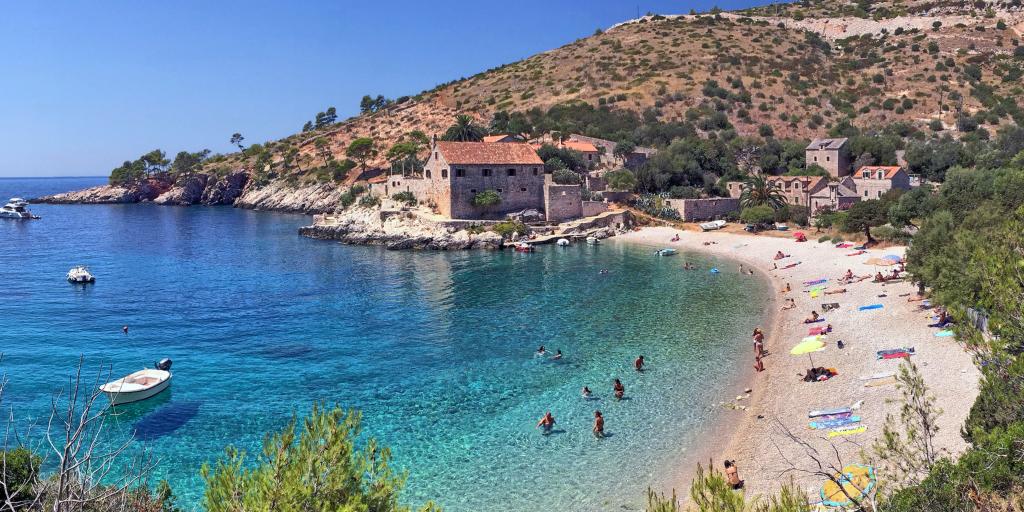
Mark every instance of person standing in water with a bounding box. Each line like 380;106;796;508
634;355;645;372
613;379;625;400
537;412;556;434
593;410;605;438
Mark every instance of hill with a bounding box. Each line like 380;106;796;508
101;1;1024;194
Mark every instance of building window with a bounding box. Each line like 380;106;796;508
455;169;465;177
877;191;882;198
863;171;870;178
434;152;438;160
532;168;539;175
440;169;447;178
470;189;477;194
507;168;515;176
496;188;503;193
482;168;492;177
813;156;818;162
877;171;884;179
587;154;592;161
864;191;869;197
520;187;526;192
426;170;432;178
826;156;830;162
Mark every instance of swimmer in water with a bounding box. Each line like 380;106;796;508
536;345;546;357
582;386;592;399
552;349;563;360
122;325;129;335
613;379;625;400
634;355;645;372
593;410;605;438
537;411;556;434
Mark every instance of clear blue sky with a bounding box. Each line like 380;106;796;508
0;0;769;177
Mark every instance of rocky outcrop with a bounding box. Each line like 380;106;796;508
36;178;172;204
235;180;345;214
299;208;504;250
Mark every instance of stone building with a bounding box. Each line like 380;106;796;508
805;138;851;178
809;180;860;212
852;166;911;200
386;141;546;219
544;182;583;222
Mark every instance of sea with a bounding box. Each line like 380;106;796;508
0;177;769;511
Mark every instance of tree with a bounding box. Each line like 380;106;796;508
739;174;786;209
346;137;377;173
605;169;638;191
441;115;486;142
613;141;637;160
201;403;438;512
872;361;944;489
283;147;303;173
230;133;245;151
844;199;889;244
471;189;501;209
360;95;375;114
171;149;210;176
302;121;314;132
314;138;333;166
552;169;580;185
140;149;169;176
324;106;337;124
740;205;775;226
785;164;829;177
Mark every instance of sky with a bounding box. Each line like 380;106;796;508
0;0;769;177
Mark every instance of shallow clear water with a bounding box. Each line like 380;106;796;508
1;177;768;511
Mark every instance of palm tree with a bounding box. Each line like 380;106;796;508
441;115;486;142
740;174;786;209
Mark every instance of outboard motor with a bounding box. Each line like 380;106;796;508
155;358;173;371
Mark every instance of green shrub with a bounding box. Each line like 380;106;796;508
818;235;831;243
358;194;381;208
552;169;581;185
492;220;527;239
1;447;40;502
740;205;775;225
391;191;416;205
471;189;502;208
871;225;912;243
830;235;844;243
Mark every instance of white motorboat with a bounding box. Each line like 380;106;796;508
67;266;96;283
656;248;678;256
556;238;570;246
100;359;173;405
699;220;727;232
586;236;600;245
0;198;39;220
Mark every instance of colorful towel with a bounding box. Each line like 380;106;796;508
828;425;867;438
808;327;826;336
859;304;884;311
809;407;852;418
804;278;827;286
782;262;802;269
804;317;826;324
810;416;861;430
935;330;955;338
835;243;854;249
877;347;915;357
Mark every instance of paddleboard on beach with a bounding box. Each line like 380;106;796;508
809;407;851;418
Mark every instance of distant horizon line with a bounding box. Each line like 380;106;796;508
0;175;106;179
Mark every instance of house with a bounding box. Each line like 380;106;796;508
805;138;851;178
560;140;601;167
726;176;830;207
566;134;656;169
852;166;912;200
809;181;860;212
482;134;524;143
386;141;546;219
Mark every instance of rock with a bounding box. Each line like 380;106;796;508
744;387;753;394
155;174;209;205
298;207;504;250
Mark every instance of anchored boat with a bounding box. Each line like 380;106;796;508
67;266;95;283
0;198;39;220
100;359;173;405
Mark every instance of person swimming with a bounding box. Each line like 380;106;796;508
552;349;563;360
593;410;605;438
582;386;592;399
537;411;556;434
122;325;129;335
536;345;547;357
613;379;625;400
634;355;645;372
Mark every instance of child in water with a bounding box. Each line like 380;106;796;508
537;412;556;435
613;379;625;400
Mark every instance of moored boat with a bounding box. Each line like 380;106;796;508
586;236;600;245
656;248;678;256
556;238;569;246
0;198;39;220
514;242;534;252
67;266;95;283
699;220;726;232
100;359;173;405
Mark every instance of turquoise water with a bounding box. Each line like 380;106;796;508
1;177;768;511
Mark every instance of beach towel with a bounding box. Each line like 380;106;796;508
809;407;852;418
877;347;915;357
859;371;895;381
854;245;866;250
815;413;854;422
835;243;854;249
782;262;802;269
846;250;867;256
810;416;861;430
808;327;826;336
804;279;827;286
935;330;955;338
828;425;867;438
859;304;884;311
864;376;898;387
804;317;826;324
810;290;820;299
879;351;913;360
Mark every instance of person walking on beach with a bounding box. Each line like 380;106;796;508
537;412;556;435
634;355;645;372
753;353;764;373
613;379;625;400
593;410;605;438
724;460;744;490
752;328;765;358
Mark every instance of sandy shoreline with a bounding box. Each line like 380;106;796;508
616;226;979;502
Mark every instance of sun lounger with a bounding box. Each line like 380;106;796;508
804;279;827;286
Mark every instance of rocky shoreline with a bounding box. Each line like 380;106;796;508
299;209;505;250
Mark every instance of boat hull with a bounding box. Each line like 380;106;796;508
102;376;171;405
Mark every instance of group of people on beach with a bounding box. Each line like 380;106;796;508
535;353;645;438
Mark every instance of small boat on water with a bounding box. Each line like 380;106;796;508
586;236;600;245
0;198;39;220
67;266;95;283
100;359;173;405
556;238;570;247
699;220;726;232
656;248;678;256
514;242;534;252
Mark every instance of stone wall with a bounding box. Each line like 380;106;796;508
544;183;583;222
665;198;740;222
582;201;609;217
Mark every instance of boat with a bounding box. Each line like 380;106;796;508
99;359;173;405
513;242;534;252
0;198;39;220
556;238;569;247
775;223;789;231
656;248;678;256
586;236;600;245
66;266;96;283
699;220;726;232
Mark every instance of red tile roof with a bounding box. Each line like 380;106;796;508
561;140;599;153
767;175;826;190
856;166;903;179
437;142;544;165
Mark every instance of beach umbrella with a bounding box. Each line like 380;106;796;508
791;336;825;366
865;257;898;266
882;254;902;262
820;464;876;508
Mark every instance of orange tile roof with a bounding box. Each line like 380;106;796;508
482;134;520;143
855;166;903;179
561;140;599;153
767;175;826;189
437;141;543;165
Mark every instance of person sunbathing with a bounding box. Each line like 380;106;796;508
803;311;820;323
841;269;853;281
824;288;847;295
907;293;927;303
774;251;787;260
781;298;796;310
873;272;886;282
